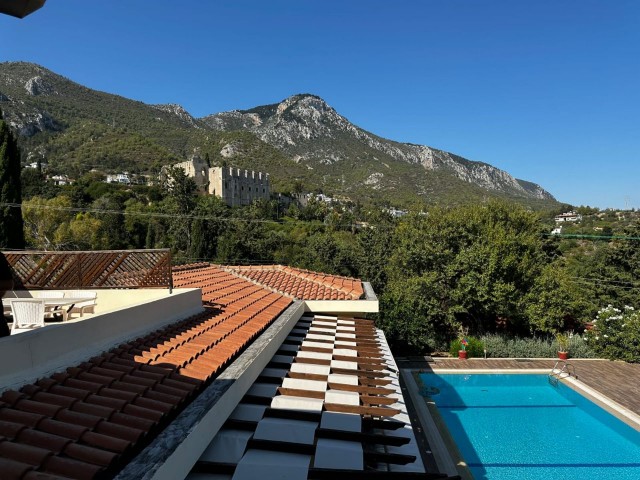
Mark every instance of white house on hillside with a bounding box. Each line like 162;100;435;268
555;211;582;223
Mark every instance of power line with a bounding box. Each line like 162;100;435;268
544;233;640;241
0;201;399;230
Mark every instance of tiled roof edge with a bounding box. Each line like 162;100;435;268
115;301;306;480
171;262;212;273
218;265;297;300
225;264;364;300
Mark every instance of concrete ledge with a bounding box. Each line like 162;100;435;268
362;282;378;301
304;299;378;314
116;300;306;480
0;288;203;391
401;370;460;478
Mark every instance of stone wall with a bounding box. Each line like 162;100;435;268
209;167;270;207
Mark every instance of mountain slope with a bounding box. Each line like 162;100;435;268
0;62;557;207
202;94;554;203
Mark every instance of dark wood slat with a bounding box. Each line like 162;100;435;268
327;383;395;396
324;403;401;417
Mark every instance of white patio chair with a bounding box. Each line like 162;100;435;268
10;299;46;334
31;290;67;321
30;290;65;299
68;290;97;318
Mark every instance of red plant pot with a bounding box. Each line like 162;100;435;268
558;351;568;360
458;350;468;360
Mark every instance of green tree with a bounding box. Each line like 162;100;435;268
380;201;555;352
22;196;74;249
189;196;229;261
0;108;25;248
523;260;586;333
162;166;197;257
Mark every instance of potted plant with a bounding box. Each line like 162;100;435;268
458;337;468;359
556;332;569;360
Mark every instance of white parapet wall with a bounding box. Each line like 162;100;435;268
303;299;379;314
0;288;203;392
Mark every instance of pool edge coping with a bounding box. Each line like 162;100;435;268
399;368;465;479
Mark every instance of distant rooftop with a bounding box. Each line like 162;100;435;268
223;264;365;301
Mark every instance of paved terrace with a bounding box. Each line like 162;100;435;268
421;358;640;419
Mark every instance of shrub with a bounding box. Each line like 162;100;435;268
480;333;596;358
449;336;484;358
585;305;640;363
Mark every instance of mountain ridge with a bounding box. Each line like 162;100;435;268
0;62;557;207
202;93;553;202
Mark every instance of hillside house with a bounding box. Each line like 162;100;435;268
106;173;131;185
48;174;71;186
554;211;582;223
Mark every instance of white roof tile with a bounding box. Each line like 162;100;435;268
336;326;356;332
335;340;357;347
309;327;336;334
332;348;357;357
271;395;324;412
290;362;331;376
301;341;332;349
296;350;333;361
282;377;327;392
312;320;336;327
306;333;335;341
325;390;360;406
336;332;356;339
330;360;358;370
327;374;359;386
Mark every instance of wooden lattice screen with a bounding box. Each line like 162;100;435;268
2;249;173;290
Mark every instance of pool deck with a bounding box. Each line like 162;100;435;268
418;358;640;418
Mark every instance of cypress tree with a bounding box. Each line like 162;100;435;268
0;107;26;248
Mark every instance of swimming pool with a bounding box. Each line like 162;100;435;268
419;373;640;480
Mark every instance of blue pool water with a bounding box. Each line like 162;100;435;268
419;373;640;480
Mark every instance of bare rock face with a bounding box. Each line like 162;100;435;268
220;141;242;158
25;76;55;96
8;110;59;137
203;94;555;201
151;103;199;127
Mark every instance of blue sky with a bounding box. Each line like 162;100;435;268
2;0;639;208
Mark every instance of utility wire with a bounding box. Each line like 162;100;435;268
543;233;640;241
0;201;398;229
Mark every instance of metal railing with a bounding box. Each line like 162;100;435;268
548;360;577;386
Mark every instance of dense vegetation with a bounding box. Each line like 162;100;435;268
16;169;640;362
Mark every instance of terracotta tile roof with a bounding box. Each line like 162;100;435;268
0;265;291;479
224;265;365;300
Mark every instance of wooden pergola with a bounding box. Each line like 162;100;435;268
0;0;46;18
